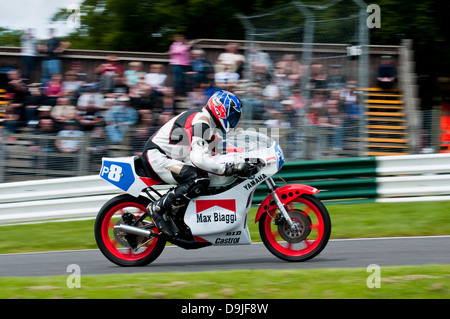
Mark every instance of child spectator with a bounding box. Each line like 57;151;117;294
125;61;145;87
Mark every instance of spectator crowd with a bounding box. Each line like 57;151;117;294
1;30;383;176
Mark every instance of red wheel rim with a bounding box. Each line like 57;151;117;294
101;201;160;261
264;197;325;257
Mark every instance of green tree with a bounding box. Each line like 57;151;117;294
52;0;292;52
0;27;23;47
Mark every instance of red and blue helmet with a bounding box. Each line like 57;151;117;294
205;90;242;133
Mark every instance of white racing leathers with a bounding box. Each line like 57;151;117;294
142;107;227;184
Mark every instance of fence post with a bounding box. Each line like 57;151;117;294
0;129;5;183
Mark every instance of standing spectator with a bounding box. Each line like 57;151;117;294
104;96;138;143
38;28;71;85
169;34;193;97
215;43;245;76
95;55;125;93
20;28;38;82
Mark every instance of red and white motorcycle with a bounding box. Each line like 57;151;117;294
95;130;331;266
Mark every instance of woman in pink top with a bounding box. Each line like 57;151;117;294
169;34;193;97
45;73;63;106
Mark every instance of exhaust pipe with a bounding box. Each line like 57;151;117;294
114;224;152;237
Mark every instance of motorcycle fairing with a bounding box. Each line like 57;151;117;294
100;157;161;196
183;170;269;245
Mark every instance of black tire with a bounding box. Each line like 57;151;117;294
94;194;166;267
259;194;331;262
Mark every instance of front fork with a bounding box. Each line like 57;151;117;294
264;178;299;231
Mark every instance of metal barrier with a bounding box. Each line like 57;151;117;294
0;175;170;224
0;153;449;225
255;156;378;201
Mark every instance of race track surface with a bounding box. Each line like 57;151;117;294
0;236;449;277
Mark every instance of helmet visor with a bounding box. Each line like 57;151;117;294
227;107;241;128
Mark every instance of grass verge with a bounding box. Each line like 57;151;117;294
0;265;449;299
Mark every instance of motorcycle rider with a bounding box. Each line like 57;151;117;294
141;90;253;236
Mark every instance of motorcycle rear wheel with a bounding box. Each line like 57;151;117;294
94;194;166;267
259;194;331;262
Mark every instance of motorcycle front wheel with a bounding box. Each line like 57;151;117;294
259;194;331;262
94;194;166;267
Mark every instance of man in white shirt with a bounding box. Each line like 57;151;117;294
20;29;38;81
215;43;245;75
55;120;84;153
214;62;240;90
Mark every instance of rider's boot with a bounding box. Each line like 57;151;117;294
147;190;184;237
147;168;210;237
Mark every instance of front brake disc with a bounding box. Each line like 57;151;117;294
277;209;311;243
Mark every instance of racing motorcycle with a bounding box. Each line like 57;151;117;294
95;130;331;267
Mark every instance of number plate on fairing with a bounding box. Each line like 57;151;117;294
100;159;135;192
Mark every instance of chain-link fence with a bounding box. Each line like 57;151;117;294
0;125;150;183
237;0;369;160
